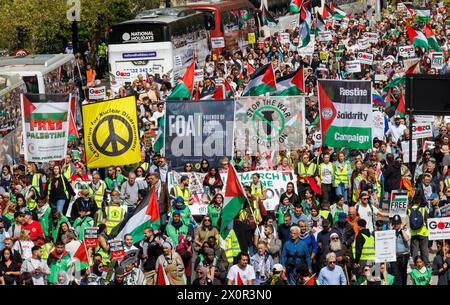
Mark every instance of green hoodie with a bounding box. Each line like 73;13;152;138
47;250;71;284
73;216;94;240
166;220;189;248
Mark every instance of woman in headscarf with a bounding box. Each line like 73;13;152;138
307;206;322;237
192;266;214;285
156;242;186;284
198;159;210;173
202;167;223;196
55;270;71;285
166;264;185;285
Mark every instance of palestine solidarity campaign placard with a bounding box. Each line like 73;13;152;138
318;80;372;149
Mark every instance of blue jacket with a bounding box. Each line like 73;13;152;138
281;239;311;269
299;232;317;255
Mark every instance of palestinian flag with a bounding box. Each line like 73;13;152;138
114;187;160;242
68;111;79;142
239;9;252;21
72;241;90;271
167;60;195;100
261;0;278;27
272;67;305;96
22;94;69;123
299;0;311;22
153;115;164;154
425;24;442;51
315;12;325;35
219;164;246;239
407;26;429;50
290;0;302;13
305;274;317;285
397;88;406;116
224;80;235;98
299;9;312;48
200;85;226;100
242;63;276;96
157;263;169;285
317;80;372;149
414;9;430;23
383;76;405;92
329;3;347;19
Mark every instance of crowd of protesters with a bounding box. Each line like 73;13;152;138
0;2;450;285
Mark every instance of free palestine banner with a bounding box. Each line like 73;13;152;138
318;80;372;149
21;94;71;162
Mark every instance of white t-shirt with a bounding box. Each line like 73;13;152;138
386;123;407;143
227;264;256;285
13;240;34;260
321;163;333;184
356;203;379;233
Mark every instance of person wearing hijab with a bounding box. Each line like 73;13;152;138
156;242;186;284
192;266;214;285
55;270;70;285
166;264;185;285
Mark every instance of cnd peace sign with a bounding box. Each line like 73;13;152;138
92;115;133;157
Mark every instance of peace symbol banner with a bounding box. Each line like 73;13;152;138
234;96;306;156
20;93;71;162
82;96;141;168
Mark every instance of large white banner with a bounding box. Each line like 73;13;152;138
21;94;70;162
234;96;306;156
168;170;298;214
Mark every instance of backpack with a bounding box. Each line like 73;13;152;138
409;207;424;230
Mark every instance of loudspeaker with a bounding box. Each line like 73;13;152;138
406;75;450;115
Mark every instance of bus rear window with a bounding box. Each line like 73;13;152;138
109;23;169;44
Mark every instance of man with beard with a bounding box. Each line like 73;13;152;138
322;233;350;273
333;213;355;249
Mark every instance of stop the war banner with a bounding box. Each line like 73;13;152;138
165;100;235;171
21;94;70;162
234;96;306;156
168;170;298;214
318;80;372;149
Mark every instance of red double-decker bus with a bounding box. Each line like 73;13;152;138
180;0;259;56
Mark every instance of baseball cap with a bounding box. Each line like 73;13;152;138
273;263;284;273
172;210;181;216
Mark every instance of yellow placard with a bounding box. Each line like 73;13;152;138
248;32;256;44
320;51;329;61
82;96;141;168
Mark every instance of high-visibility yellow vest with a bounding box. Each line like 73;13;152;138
239;199;262;224
319;163;334;183
319;210;330;220
95;235;110;265
352;175;363;202
251;184;263;198
224;229;241;263
62;164;73;181
352;233;375;261
48;176;69;200
173;185;190;206
89;181;106;209
334;162;351;185
32;174;41;196
298;163;317;183
41;243;54;260
104;206;125;235
444;177;450;189
407;207;429;237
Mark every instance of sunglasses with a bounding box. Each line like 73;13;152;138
328;261;336;265
331;237;339;240
362;197;369;200
186;165;192;167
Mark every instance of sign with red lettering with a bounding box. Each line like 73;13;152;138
20;94;71;162
84;227;98;248
88;86;106;100
109;240;125;261
427;218;450;240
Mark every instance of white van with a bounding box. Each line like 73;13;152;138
0;54;77;95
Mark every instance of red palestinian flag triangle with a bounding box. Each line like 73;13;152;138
22;94;37;122
73;241;89;264
236;272;244;285
305;274;316;285
219;164;246;239
167;60;195;100
68;111;79;141
397;89;405;115
157;263;169;285
317;81;337;137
